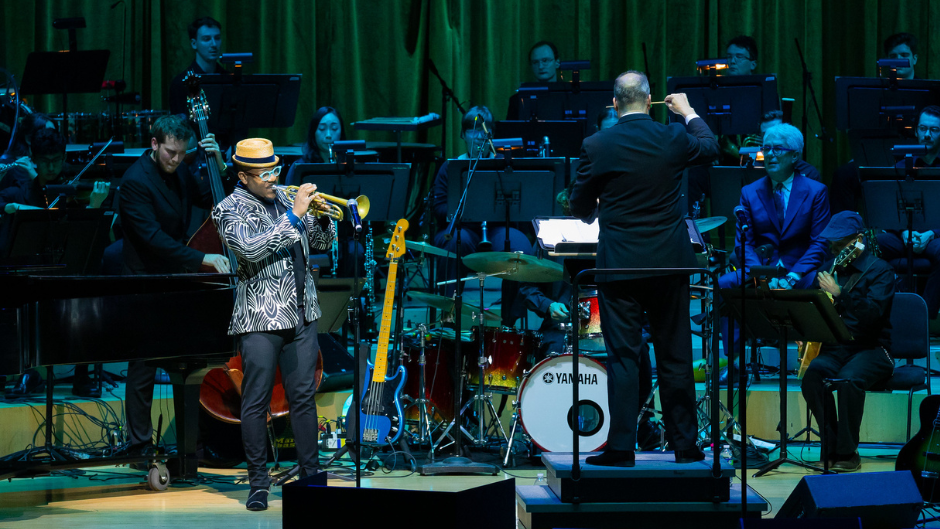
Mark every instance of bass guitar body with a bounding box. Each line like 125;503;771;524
896;394;940;502
358;363;407;445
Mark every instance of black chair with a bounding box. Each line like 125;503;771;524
869;291;931;440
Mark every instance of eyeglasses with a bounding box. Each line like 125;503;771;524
530;58;555;67
247;165;281;182
725;53;751;62
762;145;797;156
918;125;940;135
463;129;486;139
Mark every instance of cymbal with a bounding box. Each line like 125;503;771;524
382;239;456;259
463;252;564;283
693;216;727;233
407;291;500;322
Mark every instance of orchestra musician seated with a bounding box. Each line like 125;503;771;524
875;105;940;335
430;105;532;326
801;212;895;472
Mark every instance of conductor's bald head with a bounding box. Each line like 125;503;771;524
613;71;651;116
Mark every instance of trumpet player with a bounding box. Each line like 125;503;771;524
211;138;335;511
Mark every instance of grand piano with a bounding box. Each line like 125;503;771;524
0;271;236;480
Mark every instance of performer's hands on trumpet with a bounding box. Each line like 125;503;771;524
290;183;338;219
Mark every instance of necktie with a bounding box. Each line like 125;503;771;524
773;182;786;227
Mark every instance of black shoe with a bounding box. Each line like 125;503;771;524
246;488;269;511
831;452;861;472
585;449;636;467
5;369;44;399
674;446;706;464
71;377;102;398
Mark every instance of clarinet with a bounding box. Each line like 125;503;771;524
364;223;376;325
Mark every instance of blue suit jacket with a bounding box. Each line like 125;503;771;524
737;174;830;281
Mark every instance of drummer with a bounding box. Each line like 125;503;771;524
430;105;532;326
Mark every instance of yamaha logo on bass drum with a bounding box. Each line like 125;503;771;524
542;370;599;385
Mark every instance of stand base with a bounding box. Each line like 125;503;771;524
753;455;825;477
417;456;499;476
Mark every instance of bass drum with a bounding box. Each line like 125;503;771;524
518;355;609;453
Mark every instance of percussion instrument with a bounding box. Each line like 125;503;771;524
463;251;564;283
401;329;461;423
408;291;500;322
383;239;456;259
52;112;110;144
120;110;169;148
693;216;727;234
518;355;609;452
577;290;605;353
467;326;539;393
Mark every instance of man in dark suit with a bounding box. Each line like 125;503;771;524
719;123;830;358
118;114;230;456
569;71;720;466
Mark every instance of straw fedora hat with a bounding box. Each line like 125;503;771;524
233;138;280;168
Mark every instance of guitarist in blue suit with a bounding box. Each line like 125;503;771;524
718;123;831;359
212;138;335;511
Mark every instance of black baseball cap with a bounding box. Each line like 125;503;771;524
819;211;865;241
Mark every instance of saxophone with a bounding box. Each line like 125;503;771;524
796;235;866;378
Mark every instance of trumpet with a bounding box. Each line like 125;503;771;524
283;185;370;222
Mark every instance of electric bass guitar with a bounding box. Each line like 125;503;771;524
896;394;940;502
358;219;409;446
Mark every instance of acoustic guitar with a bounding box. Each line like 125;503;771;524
896;394;940;502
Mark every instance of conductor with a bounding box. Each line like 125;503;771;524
568;71;719;466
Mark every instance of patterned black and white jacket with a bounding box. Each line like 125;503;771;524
212;185;335;335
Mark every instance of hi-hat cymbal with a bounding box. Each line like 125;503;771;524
408;291;500;322
694;216;727;233
463;251;563;283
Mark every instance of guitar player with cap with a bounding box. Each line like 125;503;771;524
211;138;335;511
800;211;896;472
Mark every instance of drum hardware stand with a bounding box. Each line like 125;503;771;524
401;324;440;446
637;381;667;451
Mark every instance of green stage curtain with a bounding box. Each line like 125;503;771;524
3;0;939;180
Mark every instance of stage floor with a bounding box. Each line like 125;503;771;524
0;445;932;528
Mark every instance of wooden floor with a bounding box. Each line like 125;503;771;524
0;445;934;528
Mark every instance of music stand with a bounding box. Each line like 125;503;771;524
291;163;411;221
4;209;113;275
446;158;567;221
835;77;940;131
721;288;853;477
506;80;614;136
315;277;364;333
20;50;110;115
666;74;780;136
196;73;303;130
858;167;940;290
495;120;584;158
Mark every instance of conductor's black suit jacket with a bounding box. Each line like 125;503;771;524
568;113;719;281
118;152;211;275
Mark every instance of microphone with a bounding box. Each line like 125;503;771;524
478;118;497;156
733;205;750;231
347;199;363;233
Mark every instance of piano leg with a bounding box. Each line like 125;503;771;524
158;362;214;480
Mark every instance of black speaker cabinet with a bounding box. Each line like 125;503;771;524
776;471;921;529
317;333;354;392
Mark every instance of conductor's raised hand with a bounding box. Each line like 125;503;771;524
291;183;317;218
664;93;695;119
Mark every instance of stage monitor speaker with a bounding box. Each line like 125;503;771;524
318;333;354;392
775;471;921;529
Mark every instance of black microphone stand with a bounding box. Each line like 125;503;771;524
418;130;497;476
794;38;831;160
428;60;467;160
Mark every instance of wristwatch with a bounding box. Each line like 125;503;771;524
786;275;798;288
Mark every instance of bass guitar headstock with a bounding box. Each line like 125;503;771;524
385;219;409;260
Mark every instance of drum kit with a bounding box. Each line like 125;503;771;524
388;216;730;464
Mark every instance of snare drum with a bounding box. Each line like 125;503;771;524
121;110;169;148
518;355;609;452
577;291;605;353
468;327;539;393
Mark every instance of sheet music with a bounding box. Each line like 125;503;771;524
535;217;599;248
